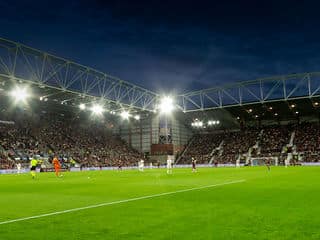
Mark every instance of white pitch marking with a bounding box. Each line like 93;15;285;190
0;179;245;225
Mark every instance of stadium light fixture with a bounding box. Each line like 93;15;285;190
91;104;104;115
79;103;86;110
159;96;174;115
192;120;204;128
134;115;140;120
9;86;30;103
120;110;130;120
39;96;48;102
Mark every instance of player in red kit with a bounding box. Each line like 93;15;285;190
192;158;197;172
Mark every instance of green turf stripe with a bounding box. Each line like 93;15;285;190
0;179;245;225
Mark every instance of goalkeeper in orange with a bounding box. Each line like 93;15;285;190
52;155;61;177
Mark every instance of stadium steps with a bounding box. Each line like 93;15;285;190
175;137;195;164
289;131;295;146
209;140;224;164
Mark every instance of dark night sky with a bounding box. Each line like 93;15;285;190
1;0;320;94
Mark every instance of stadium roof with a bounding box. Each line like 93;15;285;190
176;96;320;131
0;38;158;113
1;37;320;128
177;72;320;112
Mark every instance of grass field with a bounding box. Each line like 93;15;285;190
0;166;320;240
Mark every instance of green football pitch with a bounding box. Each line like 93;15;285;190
1;166;320;240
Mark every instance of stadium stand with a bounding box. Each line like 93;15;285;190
259;125;291;155
0;111;142;169
180;124;320;165
294;122;320;162
1;105;320;169
215;128;260;164
181;133;225;164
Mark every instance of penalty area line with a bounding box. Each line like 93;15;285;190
0;179;245;225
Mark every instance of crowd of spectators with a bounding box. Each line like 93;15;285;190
180;133;225;164
216;129;259;164
259;125;291;155
0;112;142;169
2;107;320;169
294;122;320;162
181;125;300;164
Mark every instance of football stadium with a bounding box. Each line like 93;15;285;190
1;37;320;239
1;2;320;239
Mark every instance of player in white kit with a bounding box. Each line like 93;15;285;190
167;158;172;174
16;162;21;174
284;158;289;168
138;159;144;171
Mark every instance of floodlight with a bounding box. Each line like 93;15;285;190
120;110;130;120
159;96;174;114
9;86;30;103
295;111;299;114
79;103;86;110
274;113;278;116
91;104;104;115
134;115;140;120
216;120;220;124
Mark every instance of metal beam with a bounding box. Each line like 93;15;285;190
0;37;159;111
178;72;320;112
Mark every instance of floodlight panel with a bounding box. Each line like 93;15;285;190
159;96;174;114
91;104;103;114
10;86;30;102
79;103;86;110
121;111;130;119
